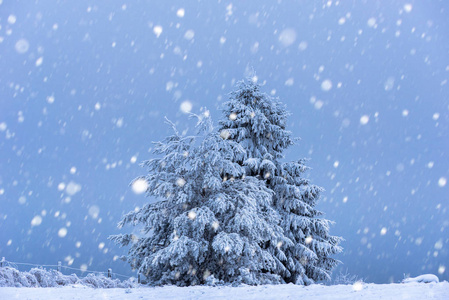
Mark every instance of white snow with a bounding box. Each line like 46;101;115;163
176;177;186;187
88;205;100;219
31;215;43;227
176;8;185;18
18;196;27;204
47;95;55;104
278;28;296;47
15;39;30;53
184;29;195;40
153;25;163;38
367;17;377;28
8;14;17;24
384;77;395;91
131;178;148;194
180;100;193;113
360;115;370;125
58;227;68;238
284;78;294;86
35;56;44;67
298;41;308;51
65;181;81;196
1;281;448;300
321;79;333;91
403;4;413;13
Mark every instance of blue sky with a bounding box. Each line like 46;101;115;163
0;0;448;283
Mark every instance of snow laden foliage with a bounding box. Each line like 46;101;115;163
218;78;342;285
112;78;342;286
110;112;290;286
0;267;136;288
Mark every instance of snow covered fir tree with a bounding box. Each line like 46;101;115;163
110;78;342;286
218;78;342;284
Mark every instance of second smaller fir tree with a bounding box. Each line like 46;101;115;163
111;111;291;286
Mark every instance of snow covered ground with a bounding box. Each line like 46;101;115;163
2;281;448;300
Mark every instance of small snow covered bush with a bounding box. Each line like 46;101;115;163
0;267;136;288
79;273;135;288
332;270;363;285
0;267;34;287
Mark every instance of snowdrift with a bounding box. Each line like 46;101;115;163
1;280;449;300
402;274;439;284
1;267;448;299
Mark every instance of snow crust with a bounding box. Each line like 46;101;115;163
1;281;448;300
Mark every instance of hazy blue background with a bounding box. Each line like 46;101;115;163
1;0;448;284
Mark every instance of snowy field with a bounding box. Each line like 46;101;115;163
2;282;449;300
